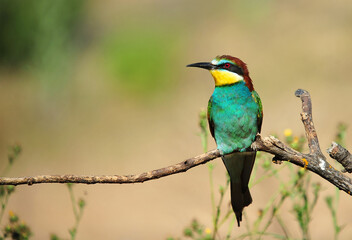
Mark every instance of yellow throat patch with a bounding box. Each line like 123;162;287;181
210;69;243;86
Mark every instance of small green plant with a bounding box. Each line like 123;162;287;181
325;196;343;240
67;183;86;240
0;143;87;239
169;114;346;240
167;219;213;240
323;122;347;240
0;186;15;227
335;123;347;147
50;183;86;240
0;145;32;240
183;219;213;240
1;211;32;240
198;110;209;154
0;144;21;227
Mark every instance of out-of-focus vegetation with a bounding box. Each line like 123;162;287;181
168;116;346;240
50;184;86;240
0;0;351;239
0;144;87;240
0;0;83;68
0;145;25;240
2;211;31;240
0;0;84;92
102;25;181;99
0;119;347;239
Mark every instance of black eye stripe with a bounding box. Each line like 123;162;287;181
217;63;243;75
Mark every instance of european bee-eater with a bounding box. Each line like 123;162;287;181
187;55;263;226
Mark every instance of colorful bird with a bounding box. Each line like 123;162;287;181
187;55;263;226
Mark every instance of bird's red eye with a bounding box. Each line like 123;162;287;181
224;63;231;69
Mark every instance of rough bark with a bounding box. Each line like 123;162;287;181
327;142;352;173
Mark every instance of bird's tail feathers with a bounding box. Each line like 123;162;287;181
222;152;256;227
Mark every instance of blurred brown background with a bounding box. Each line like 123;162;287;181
0;0;352;239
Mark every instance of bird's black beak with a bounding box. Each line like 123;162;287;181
186;62;215;70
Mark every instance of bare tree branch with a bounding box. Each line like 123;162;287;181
295;89;324;158
0;150;221;185
252;89;352;196
328;142;352;173
0;89;351;197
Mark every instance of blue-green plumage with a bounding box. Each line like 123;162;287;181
208;81;262;226
208;82;259;154
187;55;263;227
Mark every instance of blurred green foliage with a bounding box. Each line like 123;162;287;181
0;145;28;240
102;25;180;99
0;0;84;76
1;211;31;240
169;118;346;240
335;123;348;148
231;0;275;25
0;145;86;240
50;183;86;240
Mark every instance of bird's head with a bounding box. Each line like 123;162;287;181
187;55;253;91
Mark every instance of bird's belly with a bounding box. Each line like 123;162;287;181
212;104;258;154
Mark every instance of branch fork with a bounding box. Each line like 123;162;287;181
253;89;352;195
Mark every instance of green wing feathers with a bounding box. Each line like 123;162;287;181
207;96;215;138
252;90;263;133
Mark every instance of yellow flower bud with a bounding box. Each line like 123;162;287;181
284;128;292;137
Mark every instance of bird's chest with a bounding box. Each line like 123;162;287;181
210;85;258;153
211;94;256;128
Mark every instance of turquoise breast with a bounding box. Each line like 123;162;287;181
210;82;259;154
